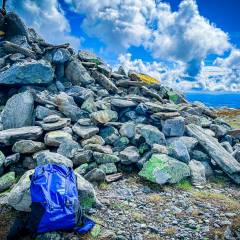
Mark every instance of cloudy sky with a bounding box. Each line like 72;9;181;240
7;0;240;92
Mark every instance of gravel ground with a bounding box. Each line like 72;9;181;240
1;174;240;240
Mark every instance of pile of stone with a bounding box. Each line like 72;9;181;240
0;12;240;213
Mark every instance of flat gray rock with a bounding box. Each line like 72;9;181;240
12;140;45;154
0;60;54;85
186;124;240;184
73;123;99;139
0;126;43;146
1;91;34;130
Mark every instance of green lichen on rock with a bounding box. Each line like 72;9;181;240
139;154;190;185
167;90;186;104
0;172;15;192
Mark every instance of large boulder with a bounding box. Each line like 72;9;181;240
4;12;29;39
0;126;43;146
1;91;34;129
186;124;240;184
65;59;94;86
0;60;54;85
139;154;190;185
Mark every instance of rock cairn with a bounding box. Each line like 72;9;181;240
0;12;240;212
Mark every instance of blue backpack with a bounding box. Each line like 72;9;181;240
29;163;95;234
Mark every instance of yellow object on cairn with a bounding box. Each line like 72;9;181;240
130;72;160;85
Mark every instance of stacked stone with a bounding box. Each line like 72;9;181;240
0;12;240;213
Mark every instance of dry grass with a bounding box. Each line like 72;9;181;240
211;228;225;240
164;227;177;236
148;193;164;203
231;215;240;232
215;109;240;129
144;232;162;240
192;191;240;211
98;182;109;190
132;212;146;222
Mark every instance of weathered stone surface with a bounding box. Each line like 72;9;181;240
4;153;20;167
1;91;34;130
139;154;190;185
33;151;73;168
93;152;120;164
162;117;185;137
55;92;87;122
84;168;106;183
4;12;29;39
221;141;233;153
81;135;105;147
57;139;80;159
92;71;118;93
65;59;94;86
0;151;5;176
140;125;166;146
191;150;210;162
111;99;137;108
72;150;93;166
7;170;34;212
35;106;63;120
91;110;118;124
119;122;136;139
44;130;72;147
166;136;198;152
84;144;113;154
99;126;120;145
43;115;61;123
120;146;140;165
210;124;227;138
0;126;43;146
52;48;71;63
189;160;207;187
99;163;118;174
0;60;54;85
168;140;190;163
0;172;15;192
12;140;45;154
39;118;70;131
81;96;97;113
186;124;240;184
73;123;99;139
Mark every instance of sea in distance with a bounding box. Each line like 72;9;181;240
186;92;240;109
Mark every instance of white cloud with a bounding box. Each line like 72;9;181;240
214;48;240;68
118;53;240;92
65;0;154;51
7;0;81;49
65;0;231;76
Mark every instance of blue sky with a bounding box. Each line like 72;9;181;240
7;0;240;91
